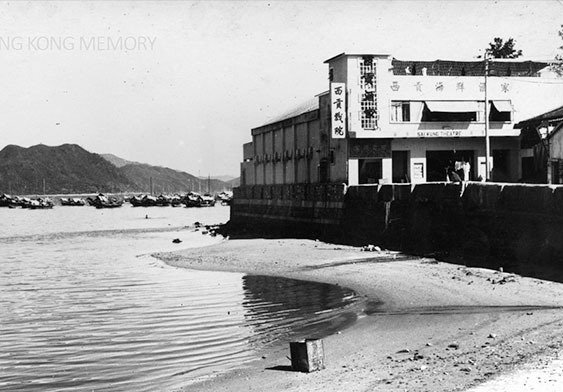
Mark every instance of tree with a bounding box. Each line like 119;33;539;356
485;37;523;58
550;25;563;76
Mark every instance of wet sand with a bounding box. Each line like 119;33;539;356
154;238;563;391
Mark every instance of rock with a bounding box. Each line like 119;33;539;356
202;231;208;235
488;333;497;339
397;348;410;353
172;238;182;243
448;343;460;349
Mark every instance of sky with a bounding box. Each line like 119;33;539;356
0;0;562;177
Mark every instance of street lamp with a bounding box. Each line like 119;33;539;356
484;53;491;181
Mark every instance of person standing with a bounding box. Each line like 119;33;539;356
462;160;471;181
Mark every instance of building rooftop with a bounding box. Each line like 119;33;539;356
324;52;548;77
392;58;548;77
515;104;563;128
259;96;320;128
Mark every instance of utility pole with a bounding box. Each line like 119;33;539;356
484;54;491;181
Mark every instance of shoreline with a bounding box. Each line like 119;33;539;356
154;238;563;391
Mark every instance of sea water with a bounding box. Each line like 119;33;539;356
0;204;360;391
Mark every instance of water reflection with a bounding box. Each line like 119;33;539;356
241;275;361;347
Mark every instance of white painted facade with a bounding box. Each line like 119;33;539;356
325;53;563;185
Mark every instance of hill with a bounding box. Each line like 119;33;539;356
100;153;140;168
0;144;135;194
119;163;232;194
0;144;234;195
227;177;240;187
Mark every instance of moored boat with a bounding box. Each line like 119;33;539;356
87;194;123;209
182;192;202;208
216;191;233;206
60;197;86;206
199;193;216;207
21;197;54;209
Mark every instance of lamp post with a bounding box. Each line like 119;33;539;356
484;54;491;181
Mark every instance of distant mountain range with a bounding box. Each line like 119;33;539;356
199;175;240;187
0;144;237;195
100;153;141;168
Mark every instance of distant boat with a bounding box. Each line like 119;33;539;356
182;192;202;208
60;197;85;206
216;191;233;206
199;193;216;207
129;194;182;207
0;194;14;207
87;194;123;209
21;197;54;210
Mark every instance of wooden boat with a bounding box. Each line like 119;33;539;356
21;198;54;209
87;194;123;209
60;197;85;206
182;192;202;208
199;193;216;207
217;191;233;206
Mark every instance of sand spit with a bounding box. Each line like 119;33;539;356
154;238;563;392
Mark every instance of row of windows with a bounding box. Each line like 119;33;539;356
389;101;512;123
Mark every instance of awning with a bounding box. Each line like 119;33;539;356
425;101;480;112
491;100;513;112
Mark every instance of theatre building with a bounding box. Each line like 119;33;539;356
240;53;563;186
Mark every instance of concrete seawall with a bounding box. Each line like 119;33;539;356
231;183;563;281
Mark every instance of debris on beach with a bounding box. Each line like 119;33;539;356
362;244;382;252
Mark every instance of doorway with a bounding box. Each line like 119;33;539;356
358;159;382;184
426;150;474;182
492;149;510;182
392;151;409;183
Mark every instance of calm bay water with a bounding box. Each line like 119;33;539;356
0;204;360;391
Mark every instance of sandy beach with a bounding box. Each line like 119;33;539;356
154;238;563;392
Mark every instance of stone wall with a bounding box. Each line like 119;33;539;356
231;183;563;281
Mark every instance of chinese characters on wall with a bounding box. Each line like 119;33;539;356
360;56;379;130
331;82;346;139
388;80;511;94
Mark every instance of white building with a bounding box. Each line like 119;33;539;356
241;53;563;186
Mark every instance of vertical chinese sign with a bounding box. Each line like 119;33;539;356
331;82;346;139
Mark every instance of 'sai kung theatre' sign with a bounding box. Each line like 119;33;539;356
331;82;346;139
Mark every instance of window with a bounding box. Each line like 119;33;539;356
422;101;478;122
490;101;512;122
390;101;411;122
359;56;378;130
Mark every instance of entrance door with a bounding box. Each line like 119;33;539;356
426;150;474;182
392;151;409;183
492;150;510;182
359;159;382;184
